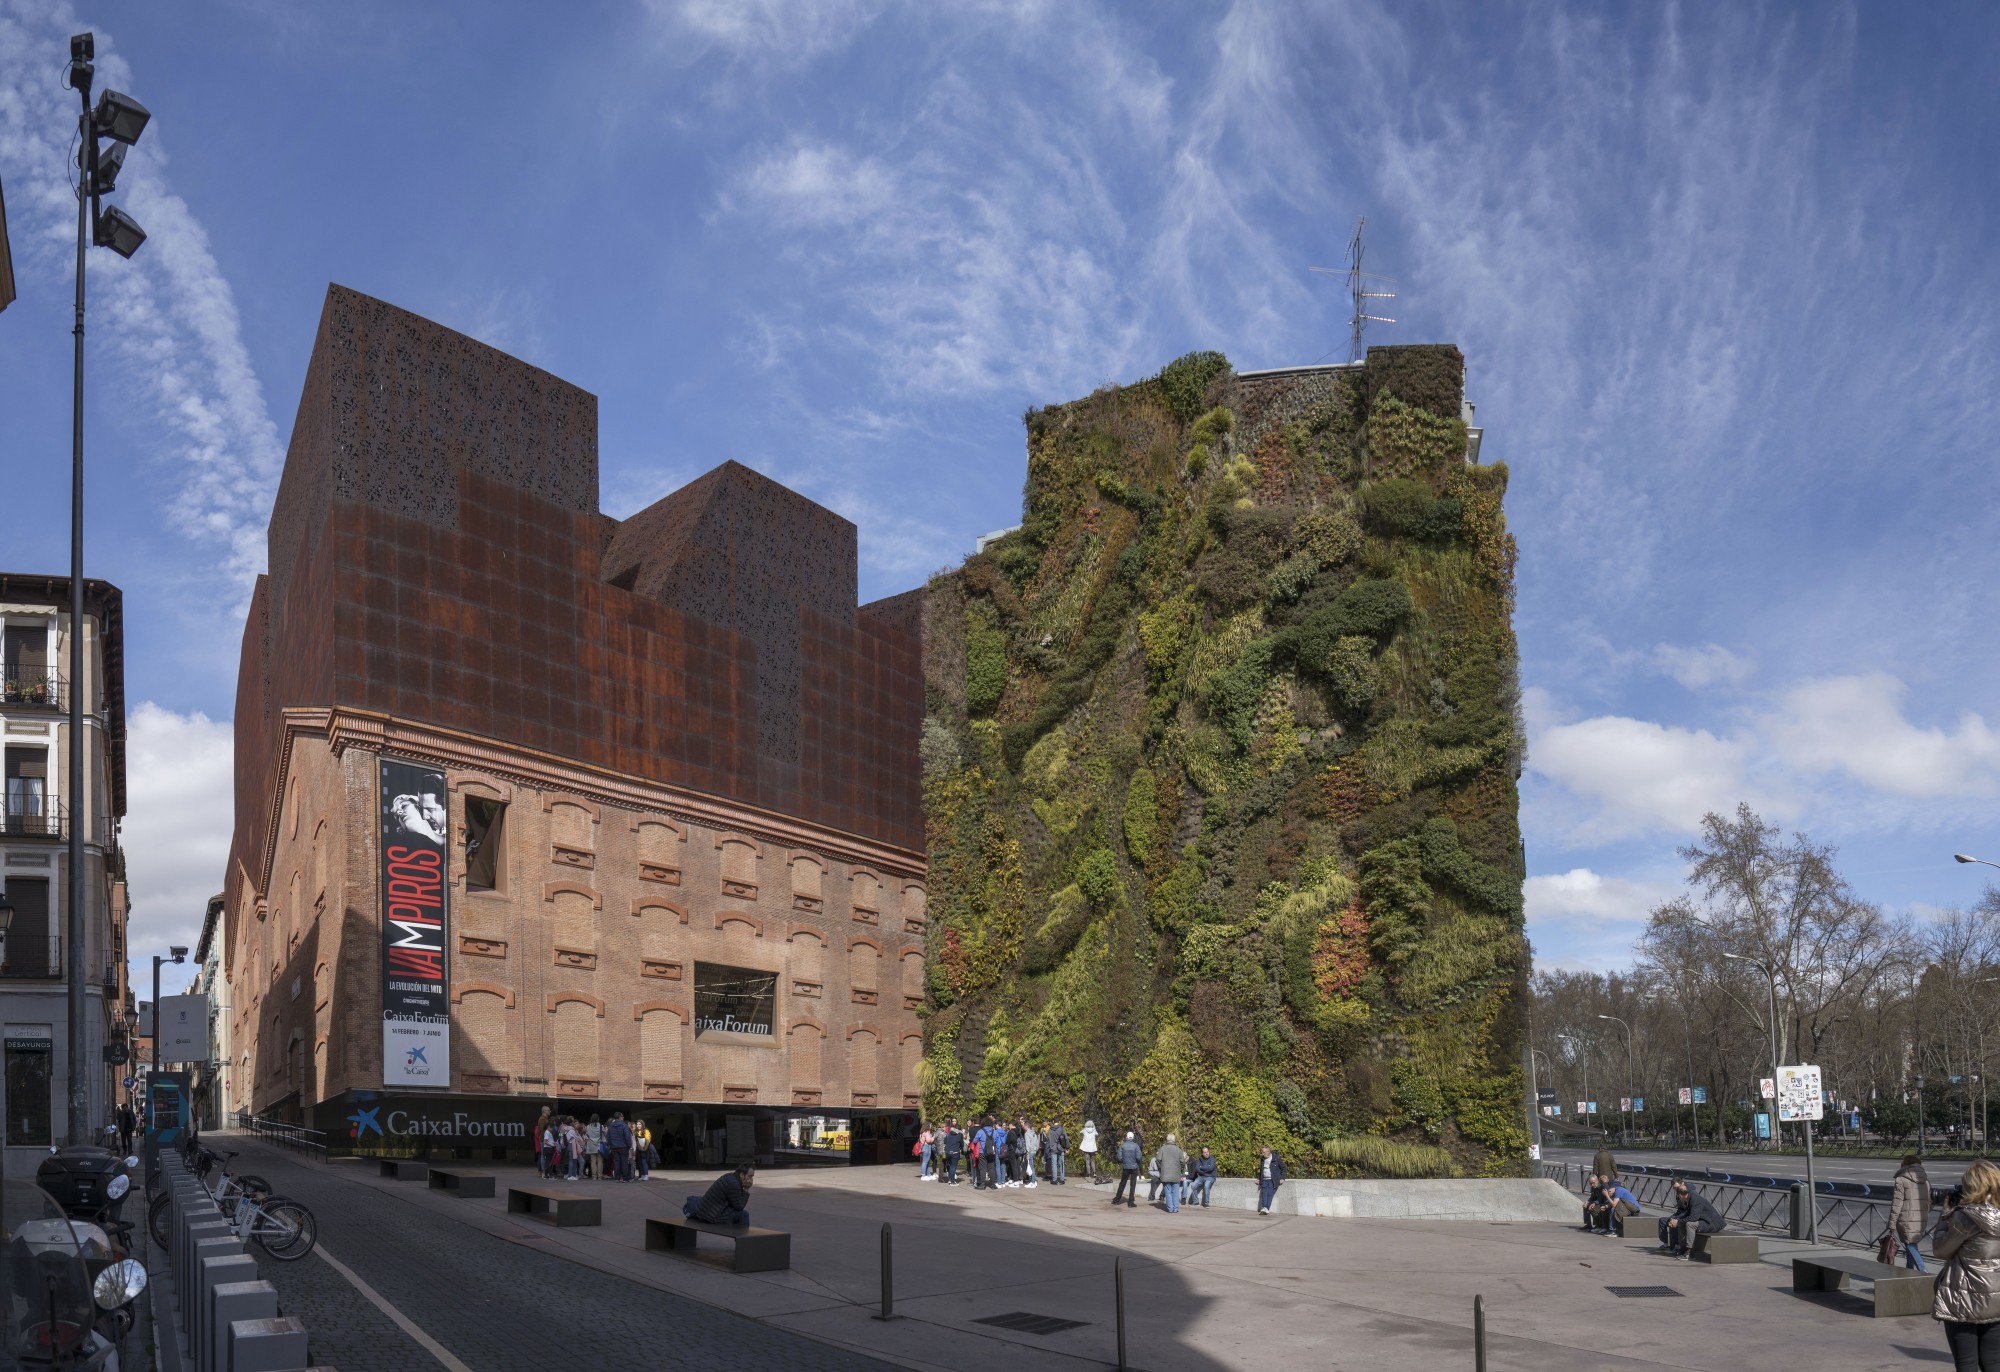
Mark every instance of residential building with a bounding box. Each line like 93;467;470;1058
0;573;127;1168
223;287;926;1164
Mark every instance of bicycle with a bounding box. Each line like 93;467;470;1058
148;1145;316;1260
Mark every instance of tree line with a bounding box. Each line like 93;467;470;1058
1531;805;2000;1146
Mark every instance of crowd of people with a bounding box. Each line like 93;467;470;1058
533;1106;657;1181
909;1117;1289;1215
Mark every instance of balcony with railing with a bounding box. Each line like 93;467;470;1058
1;669;65;711
1;796;66;839
0;935;63;979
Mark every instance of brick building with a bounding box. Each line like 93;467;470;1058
224;286;927;1164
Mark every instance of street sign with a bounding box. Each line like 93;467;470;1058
1777;1065;1825;1122
1760;1077;1775;1100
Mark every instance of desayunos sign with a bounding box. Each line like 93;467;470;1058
380;758;451;1087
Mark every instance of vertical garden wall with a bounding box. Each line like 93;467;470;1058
919;345;1529;1177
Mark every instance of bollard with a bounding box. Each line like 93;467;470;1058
1115;1256;1128;1371
874;1222;895;1321
198;1254;259;1372
227;1314;308;1372
1474;1294;1486;1372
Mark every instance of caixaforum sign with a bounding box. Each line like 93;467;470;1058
379;758;451;1087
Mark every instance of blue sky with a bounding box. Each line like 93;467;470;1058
2;0;1997;995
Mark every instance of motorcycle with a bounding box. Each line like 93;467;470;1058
1;1178;147;1371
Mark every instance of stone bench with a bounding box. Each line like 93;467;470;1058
378;1158;429;1181
427;1167;496;1198
1694;1232;1759;1264
645;1216;790;1272
1793;1252;1935;1318
507;1186;601;1227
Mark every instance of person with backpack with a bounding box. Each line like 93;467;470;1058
605;1112;634;1181
1046;1119;1069;1185
1112;1131;1143;1208
1081;1119;1100;1183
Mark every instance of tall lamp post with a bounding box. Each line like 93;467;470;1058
60;32;151;1147
1723;951;1781;1149
1598;1014;1636;1146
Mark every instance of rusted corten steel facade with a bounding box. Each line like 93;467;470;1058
225;287;926;1158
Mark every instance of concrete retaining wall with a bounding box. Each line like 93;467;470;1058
1193;1176;1580;1221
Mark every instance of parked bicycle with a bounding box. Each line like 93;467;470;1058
147;1143;317;1261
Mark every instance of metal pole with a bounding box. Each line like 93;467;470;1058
1115;1256;1127;1371
1474;1294;1487;1372
66;91;93;1149
875;1222;893;1320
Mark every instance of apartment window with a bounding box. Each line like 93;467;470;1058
464;796;505;892
5;1033;53;1146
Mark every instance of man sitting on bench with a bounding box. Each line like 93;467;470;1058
685;1163;755;1226
1658;1179;1725;1259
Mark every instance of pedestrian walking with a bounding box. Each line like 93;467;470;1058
1156;1134;1187;1213
1256;1144;1287;1215
1931;1158;2000;1370
1081;1119;1100;1183
1890;1154;1934;1271
1188;1146;1217;1208
1047;1119;1069;1185
1112;1131;1143;1208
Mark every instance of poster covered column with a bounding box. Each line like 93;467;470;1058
380;758;451;1087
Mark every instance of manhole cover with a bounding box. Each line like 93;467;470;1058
974;1312;1090;1336
1605;1286;1683;1298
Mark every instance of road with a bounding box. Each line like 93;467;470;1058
1547;1145;1965;1187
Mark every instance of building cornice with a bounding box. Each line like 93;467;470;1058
252;706;925;896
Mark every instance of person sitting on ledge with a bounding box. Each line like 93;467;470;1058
685;1164;755;1226
1658;1179;1725;1260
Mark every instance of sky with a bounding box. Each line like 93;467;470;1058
2;0;1998;999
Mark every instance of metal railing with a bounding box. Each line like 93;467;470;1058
237;1111;329;1160
1552;1159;1935;1251
1;669;64;710
0;934;63;979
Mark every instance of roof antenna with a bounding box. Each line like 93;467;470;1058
1312;216;1396;362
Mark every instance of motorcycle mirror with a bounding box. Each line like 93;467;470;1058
93;1258;147;1310
106;1174;130;1200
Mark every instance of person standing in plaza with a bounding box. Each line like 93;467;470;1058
1081;1118;1099;1183
1930;1157;2000;1370
1047;1119;1069;1185
1892;1154;1935;1271
1188;1146;1217;1208
1112;1131;1143;1208
1256;1144;1287;1215
1156;1134;1187;1213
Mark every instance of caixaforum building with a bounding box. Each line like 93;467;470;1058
222;286;927;1165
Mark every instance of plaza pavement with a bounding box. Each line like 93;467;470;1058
223;1136;1963;1371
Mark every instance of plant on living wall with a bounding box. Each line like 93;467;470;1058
919;344;1529;1177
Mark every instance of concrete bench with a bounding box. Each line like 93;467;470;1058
378;1158;429;1181
507;1186;601;1227
1694;1232;1759;1264
427;1167;496;1198
645;1216;790;1272
1793;1252;1935;1318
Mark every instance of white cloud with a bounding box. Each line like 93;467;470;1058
1529;712;1754;843
120;704;231;991
1652;643;1753;691
1768;673;2000;799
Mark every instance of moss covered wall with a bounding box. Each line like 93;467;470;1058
918;345;1529;1178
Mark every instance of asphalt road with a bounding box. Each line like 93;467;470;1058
1547;1144;1966;1187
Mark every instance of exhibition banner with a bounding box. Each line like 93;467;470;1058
380;757;451;1087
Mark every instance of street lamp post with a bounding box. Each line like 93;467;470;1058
1723;952;1782;1149
60;32;150;1147
1598;1014;1637;1146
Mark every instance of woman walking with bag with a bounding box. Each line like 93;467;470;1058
1932;1158;2000;1370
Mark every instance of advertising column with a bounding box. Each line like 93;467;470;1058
379;759;451;1088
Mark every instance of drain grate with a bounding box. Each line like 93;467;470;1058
974;1312;1091;1336
1606;1286;1683;1298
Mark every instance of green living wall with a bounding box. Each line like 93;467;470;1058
918;346;1529;1178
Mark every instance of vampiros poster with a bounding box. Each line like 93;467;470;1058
380;758;451;1087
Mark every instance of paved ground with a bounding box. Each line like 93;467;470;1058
1549;1145;1966;1187
197;1135;1975;1370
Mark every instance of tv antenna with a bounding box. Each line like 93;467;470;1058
1311;216;1396;362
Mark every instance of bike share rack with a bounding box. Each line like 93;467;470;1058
158;1148;331;1372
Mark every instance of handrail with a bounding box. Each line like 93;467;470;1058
237;1110;329;1161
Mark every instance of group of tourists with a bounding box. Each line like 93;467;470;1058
534;1106;658;1181
911;1117;1289;1215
